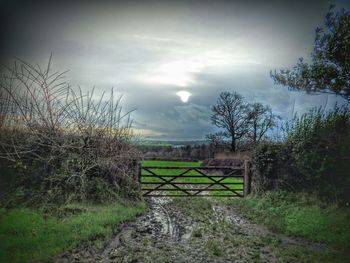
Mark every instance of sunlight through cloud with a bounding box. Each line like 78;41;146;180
176;91;191;103
144;50;229;87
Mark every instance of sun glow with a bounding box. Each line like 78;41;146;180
176;91;191;103
144;50;228;87
149;60;203;87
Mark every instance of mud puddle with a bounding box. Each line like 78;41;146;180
57;198;329;263
57;197;195;262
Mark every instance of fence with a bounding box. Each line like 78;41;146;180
139;160;251;197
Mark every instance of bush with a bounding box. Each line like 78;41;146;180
251;105;350;204
0;57;141;205
251;141;300;193
286;106;350;203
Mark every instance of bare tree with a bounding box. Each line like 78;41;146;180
206;131;228;148
247;103;277;143
210;91;250;152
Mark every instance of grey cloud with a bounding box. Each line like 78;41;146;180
174;104;211;126
1;0;349;140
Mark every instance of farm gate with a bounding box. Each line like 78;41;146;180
138;160;251;197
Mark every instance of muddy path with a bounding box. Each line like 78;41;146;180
57;198;327;263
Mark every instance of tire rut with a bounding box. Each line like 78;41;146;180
57;198;329;263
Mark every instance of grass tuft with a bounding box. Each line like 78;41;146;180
0;202;145;262
232;191;350;260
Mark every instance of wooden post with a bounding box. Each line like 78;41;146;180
244;160;251;197
137;162;141;184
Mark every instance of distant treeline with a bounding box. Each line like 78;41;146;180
137;143;216;160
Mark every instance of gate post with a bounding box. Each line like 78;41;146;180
137;162;141;184
244;160;251;197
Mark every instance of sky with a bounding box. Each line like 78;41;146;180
0;0;349;140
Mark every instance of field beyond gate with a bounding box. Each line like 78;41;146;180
139;160;251;197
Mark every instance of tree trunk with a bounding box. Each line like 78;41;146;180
230;135;236;152
253;121;257;143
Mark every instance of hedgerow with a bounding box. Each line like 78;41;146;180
0;57;141;206
252;105;350;204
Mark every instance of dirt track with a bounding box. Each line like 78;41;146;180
57;198;327;263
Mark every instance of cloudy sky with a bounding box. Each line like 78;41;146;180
1;0;349;140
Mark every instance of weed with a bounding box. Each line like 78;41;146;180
206;239;224;257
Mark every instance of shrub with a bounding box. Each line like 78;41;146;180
251;105;350;204
0;57;141;205
251;141;300;193
285;106;350;203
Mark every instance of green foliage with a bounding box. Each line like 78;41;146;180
271;6;350;100
286;105;350;202
252;105;350;203
0;202;145;262
251;141;299;193
234;191;350;258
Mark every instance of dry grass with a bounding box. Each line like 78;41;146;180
0;56;141;204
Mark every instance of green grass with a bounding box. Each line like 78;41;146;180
0;201;146;262
232;191;350;261
141;160;244;196
172;197;213;220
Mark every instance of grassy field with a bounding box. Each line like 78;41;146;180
141;160;244;196
0;201;145;262
231;191;350;262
